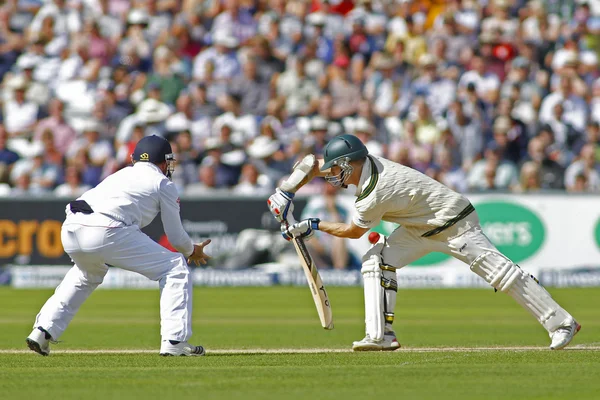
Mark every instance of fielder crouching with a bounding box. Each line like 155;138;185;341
26;135;211;356
267;134;580;351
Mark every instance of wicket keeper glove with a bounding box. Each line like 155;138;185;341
267;188;295;223
282;218;320;241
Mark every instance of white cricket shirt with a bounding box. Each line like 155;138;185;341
76;162;194;257
352;155;471;234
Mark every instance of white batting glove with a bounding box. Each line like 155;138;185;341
282;218;320;241
267;188;295;223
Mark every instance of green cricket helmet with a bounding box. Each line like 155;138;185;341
321;134;369;187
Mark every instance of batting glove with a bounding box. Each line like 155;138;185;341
267;188;295;223
282;218;320;241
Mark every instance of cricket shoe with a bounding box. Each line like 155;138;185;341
352;332;401;352
26;327;53;356
549;318;581;350
159;340;206;356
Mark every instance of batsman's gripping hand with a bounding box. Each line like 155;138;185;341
281;218;320;241
267;188;295;223
187;239;212;266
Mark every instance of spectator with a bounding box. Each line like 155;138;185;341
300;180;356;270
0;125;19;184
246;135;290;188
184;163;231;196
512;161;543;193
468;143;519;191
521;136;565;190
53;165;91;197
33;99;77;155
3;75;39;139
564;144;600;192
233;162;272;196
230;56;270;116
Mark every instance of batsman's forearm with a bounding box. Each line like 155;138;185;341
279;155;327;193
318;221;361;239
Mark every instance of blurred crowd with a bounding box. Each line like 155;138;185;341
0;0;600;198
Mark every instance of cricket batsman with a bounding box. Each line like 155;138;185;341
267;134;580;351
26;135;211;356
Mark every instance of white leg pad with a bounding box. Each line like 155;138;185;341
470;251;571;332
361;255;397;341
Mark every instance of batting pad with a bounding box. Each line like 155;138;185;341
470;251;571;332
361;255;397;340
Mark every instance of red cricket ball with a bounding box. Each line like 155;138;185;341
368;232;380;244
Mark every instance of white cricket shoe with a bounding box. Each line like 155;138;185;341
549;318;581;350
26;327;51;356
159;341;206;356
352;332;401;352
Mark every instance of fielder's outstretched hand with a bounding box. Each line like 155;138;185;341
267;188;295;223
187;239;212;266
282;218;320;241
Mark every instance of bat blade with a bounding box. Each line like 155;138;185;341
288;230;334;330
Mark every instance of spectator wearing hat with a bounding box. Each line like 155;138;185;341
458;54;500;104
246;135;290;188
539;74;588;134
305;12;334;65
2;75;39;139
365;53;399;119
14;53;50;107
385;14;427;67
303;116;330;158
29;0;82;39
67;120;113;171
352;117;383;157
33;99;77;155
115;98;172;147
112;10;152;71
192;30;240;82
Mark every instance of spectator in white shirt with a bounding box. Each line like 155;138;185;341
539;74;588;133
192;31;240;82
2;75;39;138
233;162;272;196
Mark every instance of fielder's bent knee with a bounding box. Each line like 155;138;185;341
469;251;522;292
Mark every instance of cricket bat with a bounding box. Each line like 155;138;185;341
283;217;334;330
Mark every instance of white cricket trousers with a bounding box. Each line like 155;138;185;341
33;212;193;342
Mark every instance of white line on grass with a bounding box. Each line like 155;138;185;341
1;346;600;354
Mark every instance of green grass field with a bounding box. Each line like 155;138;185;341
1;287;599;400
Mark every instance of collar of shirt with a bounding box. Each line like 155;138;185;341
134;161;165;176
355;155;373;197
